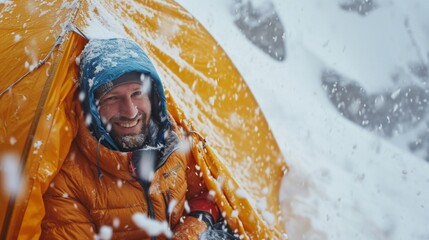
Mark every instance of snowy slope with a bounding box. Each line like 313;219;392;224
175;0;429;239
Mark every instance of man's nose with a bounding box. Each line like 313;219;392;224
120;96;138;119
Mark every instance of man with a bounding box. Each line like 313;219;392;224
41;38;221;239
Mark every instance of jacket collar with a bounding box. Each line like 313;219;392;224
75;109;133;180
75;105;180;180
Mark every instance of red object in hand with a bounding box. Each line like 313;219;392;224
187;194;220;222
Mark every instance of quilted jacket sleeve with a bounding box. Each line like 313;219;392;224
172;151;208;239
172;150;221;239
184;150;207;199
41;171;95;240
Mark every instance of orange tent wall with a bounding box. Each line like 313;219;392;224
0;1;82;238
1;1;288;239
0;30;86;238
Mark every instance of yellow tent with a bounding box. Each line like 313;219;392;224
0;1;288;239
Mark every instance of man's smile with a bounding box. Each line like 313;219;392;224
116;118;140;128
111;113;145;135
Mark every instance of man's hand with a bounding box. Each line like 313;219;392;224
172;216;208;240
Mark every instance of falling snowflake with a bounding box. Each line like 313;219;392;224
0;152;22;196
14;34;21;42
88;77;94;88
132;213;172;238
9;136;17;146
113;218;120;228
97;225;113;240
33;140;42;154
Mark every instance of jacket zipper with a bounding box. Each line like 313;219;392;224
131;146;179;239
162;190;172;227
142;181;155;219
140;180;156;240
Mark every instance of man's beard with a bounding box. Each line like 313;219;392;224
109;114;150;152
112;126;149;152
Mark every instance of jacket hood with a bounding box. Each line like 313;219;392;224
79;38;171;151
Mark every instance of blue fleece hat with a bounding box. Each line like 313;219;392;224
79;38;171;150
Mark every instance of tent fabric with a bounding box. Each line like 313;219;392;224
0;0;288;239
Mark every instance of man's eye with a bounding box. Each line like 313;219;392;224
102;96;118;104
132;91;142;97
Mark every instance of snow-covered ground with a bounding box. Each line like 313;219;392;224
176;0;429;239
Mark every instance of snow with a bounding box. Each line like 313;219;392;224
136;150;156;182
78;91;85;102
33;140;42;154
176;0;429;239
96;225;113;240
0;153;22;196
9;136;16;145
85;113;92;126
168;199;178;215
112;217;120;228
132;212;173;238
184;200;190;213
82;1;128;39
14;34;21;42
231;210;239;218
391;88;401;99
116;179;123;188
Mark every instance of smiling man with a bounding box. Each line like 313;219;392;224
40;38;228;239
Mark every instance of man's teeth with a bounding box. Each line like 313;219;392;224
119;120;138;128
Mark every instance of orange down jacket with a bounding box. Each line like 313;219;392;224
41;101;209;240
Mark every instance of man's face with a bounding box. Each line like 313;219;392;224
98;82;151;151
